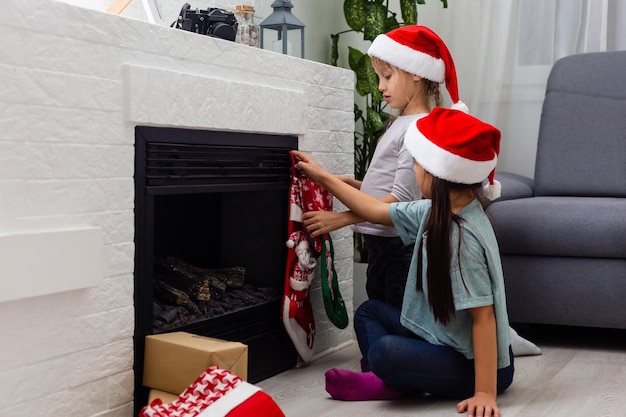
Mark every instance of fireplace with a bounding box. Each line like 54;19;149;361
134;126;298;408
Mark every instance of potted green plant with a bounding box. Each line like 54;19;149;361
330;0;447;262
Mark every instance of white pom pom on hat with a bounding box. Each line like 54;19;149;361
368;25;468;113
482;178;502;201
405;108;502;200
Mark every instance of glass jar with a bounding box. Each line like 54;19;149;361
234;4;259;47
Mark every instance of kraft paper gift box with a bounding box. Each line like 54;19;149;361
143;331;248;396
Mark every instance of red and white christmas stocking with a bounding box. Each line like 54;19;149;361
282;154;348;362
139;366;285;417
282;158;321;363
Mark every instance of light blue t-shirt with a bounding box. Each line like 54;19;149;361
389;198;511;368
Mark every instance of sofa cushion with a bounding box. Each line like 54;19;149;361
533;51;626;198
486;196;626;258
534;93;626;197
493;172;534;202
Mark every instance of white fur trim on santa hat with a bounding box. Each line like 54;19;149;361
405;122;497;185
368;34;445;82
197;382;261;417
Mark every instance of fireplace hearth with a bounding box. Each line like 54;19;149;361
134;126;298;410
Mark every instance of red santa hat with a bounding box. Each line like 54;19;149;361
140;366;285;417
405;107;502;200
367;25;468;113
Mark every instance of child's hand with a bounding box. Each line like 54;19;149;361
291;150;326;182
303;211;347;237
456;392;499;417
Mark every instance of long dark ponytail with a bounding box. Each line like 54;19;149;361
416;177;480;325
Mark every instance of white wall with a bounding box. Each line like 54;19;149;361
0;0;355;415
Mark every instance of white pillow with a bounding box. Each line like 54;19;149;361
510;326;542;356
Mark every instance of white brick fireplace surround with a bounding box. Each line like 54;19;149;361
0;1;355;415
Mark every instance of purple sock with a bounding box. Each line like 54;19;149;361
324;368;401;401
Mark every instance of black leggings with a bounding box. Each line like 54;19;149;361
363;234;414;309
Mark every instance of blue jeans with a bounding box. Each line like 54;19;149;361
354;300;514;399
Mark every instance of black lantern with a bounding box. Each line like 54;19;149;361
259;0;305;58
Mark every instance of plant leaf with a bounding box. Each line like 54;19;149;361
363;2;386;41
355;54;378;96
371;89;384;107
354;102;363;122
366;106;385;132
344;0;365;31
330;34;339;66
400;0;418;25
386;14;400;32
348;46;364;72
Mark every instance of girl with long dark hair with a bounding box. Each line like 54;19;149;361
292;108;513;417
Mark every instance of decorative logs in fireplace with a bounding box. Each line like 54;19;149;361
152;256;281;332
155;256;245;300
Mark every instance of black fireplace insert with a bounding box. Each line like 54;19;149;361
134;126;298;412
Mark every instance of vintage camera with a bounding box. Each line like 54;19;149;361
173;3;238;41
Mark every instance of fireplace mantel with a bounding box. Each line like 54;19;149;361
125;64;307;135
0;0;355;415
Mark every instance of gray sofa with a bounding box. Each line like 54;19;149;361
485;51;626;330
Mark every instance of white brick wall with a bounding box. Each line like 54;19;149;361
0;0;355;415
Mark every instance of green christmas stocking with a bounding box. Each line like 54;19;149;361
319;234;348;329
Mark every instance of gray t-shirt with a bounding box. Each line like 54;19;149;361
352;114;424;237
390;198;512;369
